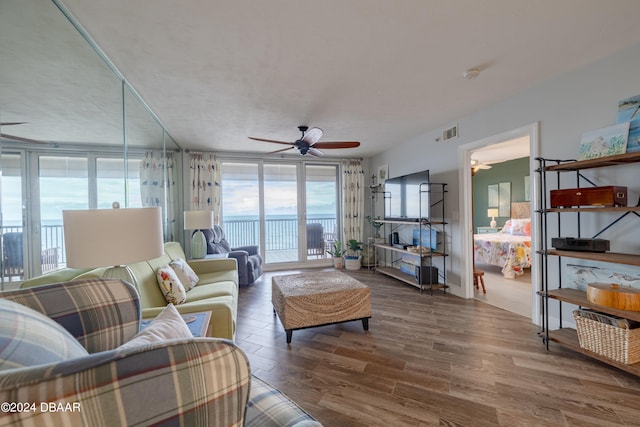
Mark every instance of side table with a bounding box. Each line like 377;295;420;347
476;226;500;234
189;253;228;261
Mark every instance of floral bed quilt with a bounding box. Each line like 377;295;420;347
473;232;532;279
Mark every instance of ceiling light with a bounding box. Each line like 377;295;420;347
464;68;480;79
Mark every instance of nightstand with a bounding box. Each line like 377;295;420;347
476;226;500;234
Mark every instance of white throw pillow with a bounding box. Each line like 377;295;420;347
118;304;192;350
503;218;531;236
156;266;187;305
170;258;199;291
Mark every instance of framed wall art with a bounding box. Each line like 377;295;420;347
618;94;640;153
578;122;629;160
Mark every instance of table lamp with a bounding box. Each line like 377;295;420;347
487;208;499;228
63;204;163;288
184;210;213;259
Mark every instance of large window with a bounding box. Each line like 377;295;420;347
220;159;339;266
96;157;142;208
0;152;148;284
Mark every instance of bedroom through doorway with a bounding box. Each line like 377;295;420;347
466;130;536;320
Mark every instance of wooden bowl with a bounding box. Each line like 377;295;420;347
587;283;640;312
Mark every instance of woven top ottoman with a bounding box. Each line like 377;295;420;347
272;270;371;343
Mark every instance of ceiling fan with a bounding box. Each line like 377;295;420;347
249;126;360;157
0;122;48;144
470;159;492;175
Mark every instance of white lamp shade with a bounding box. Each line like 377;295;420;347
487;208;499;218
63;207;164;268
184;210;214;230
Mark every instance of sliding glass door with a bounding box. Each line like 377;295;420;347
305;164;339;260
1;152;25;287
220;159;339;266
263;163;299;263
220;162;261;252
38;155;88;272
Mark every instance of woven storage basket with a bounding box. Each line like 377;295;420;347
573;310;640;364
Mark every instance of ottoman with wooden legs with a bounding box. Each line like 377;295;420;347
272;270;371;343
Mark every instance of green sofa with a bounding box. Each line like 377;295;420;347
21;242;239;340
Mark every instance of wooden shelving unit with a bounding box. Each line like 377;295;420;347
537;151;640;375
546;328;640;376
544;151;640;171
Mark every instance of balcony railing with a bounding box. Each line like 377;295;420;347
2;224;65;280
223;216;336;255
2;216;337;280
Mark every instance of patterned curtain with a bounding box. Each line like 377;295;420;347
140;151;178;241
342;159;365;244
189;152;221;223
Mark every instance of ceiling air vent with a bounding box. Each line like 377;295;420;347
441;124;458;142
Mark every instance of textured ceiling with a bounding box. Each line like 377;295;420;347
4;1;640;158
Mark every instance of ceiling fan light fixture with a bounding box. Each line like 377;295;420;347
249;125;360;156
470;159;491;174
464;68;480;79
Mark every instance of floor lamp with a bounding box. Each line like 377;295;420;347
63;205;164;288
184;210;213;259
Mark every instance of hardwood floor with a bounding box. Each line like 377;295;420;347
236;268;640;426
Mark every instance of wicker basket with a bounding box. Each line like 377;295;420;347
573;310;640;364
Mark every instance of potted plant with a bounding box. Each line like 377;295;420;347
327;241;347;269
344;239;363;270
365;215;384;239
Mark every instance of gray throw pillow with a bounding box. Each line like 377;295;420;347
0;298;89;371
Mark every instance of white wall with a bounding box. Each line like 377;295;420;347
371;42;640;313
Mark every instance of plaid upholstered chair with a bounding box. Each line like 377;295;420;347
0;279;320;427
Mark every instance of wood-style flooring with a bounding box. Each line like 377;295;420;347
236;268;640;426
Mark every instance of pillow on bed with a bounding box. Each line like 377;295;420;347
503;218;531;236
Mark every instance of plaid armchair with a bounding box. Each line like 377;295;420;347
0;279;320;427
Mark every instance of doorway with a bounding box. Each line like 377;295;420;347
458;123;541;324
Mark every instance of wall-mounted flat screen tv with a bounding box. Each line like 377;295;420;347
383;169;430;221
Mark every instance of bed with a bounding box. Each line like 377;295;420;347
474;202;532;279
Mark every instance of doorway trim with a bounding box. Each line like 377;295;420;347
457;122;541;324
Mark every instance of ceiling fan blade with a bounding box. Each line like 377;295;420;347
248;137;294;146
0;132;48;144
266;146;294;155
0;122;28;126
307;147;324;157
312;141;360;149
302;127;323;145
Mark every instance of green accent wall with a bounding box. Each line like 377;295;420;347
472;157;529;231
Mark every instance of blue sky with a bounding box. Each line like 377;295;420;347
2;176;140;225
222;180;336;217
